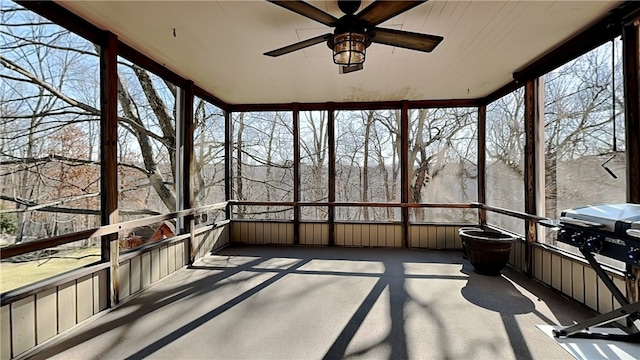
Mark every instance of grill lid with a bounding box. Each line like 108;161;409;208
560;203;640;234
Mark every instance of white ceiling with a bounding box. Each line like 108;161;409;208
56;0;622;105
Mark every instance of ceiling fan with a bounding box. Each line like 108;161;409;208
264;0;443;74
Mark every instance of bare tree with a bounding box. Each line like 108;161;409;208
0;3;222;243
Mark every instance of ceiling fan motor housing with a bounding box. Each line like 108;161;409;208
338;0;362;15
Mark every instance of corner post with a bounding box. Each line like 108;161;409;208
100;31;119;306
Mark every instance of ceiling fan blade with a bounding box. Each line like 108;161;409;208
267;1;338;27
356;1;427;27
264;33;333;57
370;27;443;52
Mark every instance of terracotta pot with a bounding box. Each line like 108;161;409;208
459;228;514;276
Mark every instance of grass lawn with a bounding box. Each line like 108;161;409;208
0;247;101;293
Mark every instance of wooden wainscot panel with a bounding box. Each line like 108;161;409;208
321;223;330;246
508;242;516;266
409;224;420;248
384;223;393;246
130;255;142;294
313;223;329;245
383;223;392;247
159;246;169;278
191;235;201;260
36;288;57;345
119;260;131;299
571;261;585;303
58;282;77;333
393;224;401;247
238;222;252;244
300;223;311;245
516;241;524;270
516;241;523;269
94;269;109;313
584;267;598;310
436;226;447;249
427;226;437;248
201;230;210;256
542;249;552;286
250;221;260;244
367;224;377;247
383;223;391;246
308;223;316;245
247;221;257;244
237;221;246;243
287;223;295;244
141;252;152;288
231;221;240;242
534;247;543;281
168;243;177;273
269;222;281;244
276;221;286;243
551;253;562;291
298;223;310;245
453;226;463;249
220;225;230;248
239;221;247;243
206;231;214;255
1;305;11;360
613;276;626;309
151;248;161;283
12;296;35;357
597;277;614;314
257;222;268;244
312;223;323;245
378;223;387;247
196;233;205;259
176;241;185;268
229;224;240;245
76;274;94;323
335;223;346;246
205;229;215;253
351;224;361;246
561;258;573;297
277;223;289;245
274;221;284;244
445;226;455;249
344;223;353;246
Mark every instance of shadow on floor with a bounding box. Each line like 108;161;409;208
29;245;593;360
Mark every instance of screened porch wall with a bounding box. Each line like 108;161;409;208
1;226;229;360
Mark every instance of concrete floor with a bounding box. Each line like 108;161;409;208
28;245;596;360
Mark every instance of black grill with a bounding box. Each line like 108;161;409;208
552;203;640;342
557;203;640;265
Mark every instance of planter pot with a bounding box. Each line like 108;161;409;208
459;228;514;276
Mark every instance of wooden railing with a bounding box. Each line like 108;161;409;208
1;201;230;260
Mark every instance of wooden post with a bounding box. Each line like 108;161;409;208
225;110;233;242
623;18;640;304
293;105;300;245
623;20;640;204
100;31;119;306
477;105;487;225
328;104;336;246
401;102;410;248
179;81;195;263
523;78;541;277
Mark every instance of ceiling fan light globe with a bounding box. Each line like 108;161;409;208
332;32;367;65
